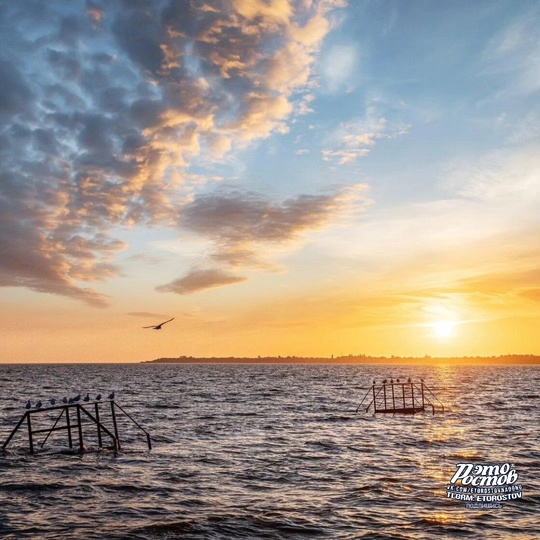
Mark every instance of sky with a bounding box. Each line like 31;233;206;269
1;0;539;363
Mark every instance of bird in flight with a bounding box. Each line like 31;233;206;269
142;317;175;330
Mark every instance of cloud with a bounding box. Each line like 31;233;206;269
480;7;540;96
444;146;540;206
127;311;169;319
126;253;167;265
322;105;410;164
0;61;33;114
157;268;247;295
158;183;369;294
296;93;316;115
306;142;540;334
319;43;358;93
0;0;347;305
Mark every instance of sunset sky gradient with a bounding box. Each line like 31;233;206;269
1;0;539;362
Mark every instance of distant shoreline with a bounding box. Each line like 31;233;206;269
144;355;540;365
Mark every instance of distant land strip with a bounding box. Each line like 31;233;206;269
144;355;540;365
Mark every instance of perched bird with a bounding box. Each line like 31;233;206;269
50;398;56;406
396;378;400;383
383;379;387;384
83;393;90;402
35;400;42;409
63;397;68;404
73;394;81;402
108;391;115;400
25;400;31;409
407;377;411;383
68;398;74;404
95;393;102;401
142;317;174;330
390;378;393;383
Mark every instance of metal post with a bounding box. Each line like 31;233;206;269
421;383;425;410
27;413;34;454
66;407;73;449
111;401;121;450
146;433;152;450
402;384;406;409
76;405;84;454
411;382;415;410
383;383;387;411
372;384;376;412
94;402;102;448
392;383;396;410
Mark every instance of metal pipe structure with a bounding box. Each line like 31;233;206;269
27;414;34;454
40;408;68;448
110;401;120;450
76;405;84;454
2;401;150;454
66;407;73;449
2;412;29;451
356;379;445;415
95;402;102;448
113;402;152;450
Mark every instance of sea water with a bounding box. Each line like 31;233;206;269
0;363;539;539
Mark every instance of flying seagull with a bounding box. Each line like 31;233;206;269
142;317;175;330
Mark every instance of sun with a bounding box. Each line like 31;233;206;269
433;321;455;338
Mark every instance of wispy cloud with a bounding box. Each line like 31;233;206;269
444;146;540;206
480;6;540;96
319;43;358;93
322;105;409;164
127;311;169;319
157;267;247;295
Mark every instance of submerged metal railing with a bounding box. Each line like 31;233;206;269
2;400;152;454
356;379;445;415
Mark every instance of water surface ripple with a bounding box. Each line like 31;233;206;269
0;364;539;539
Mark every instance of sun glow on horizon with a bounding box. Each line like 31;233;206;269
433;321;456;338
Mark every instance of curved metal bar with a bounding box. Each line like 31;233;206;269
112;402;152;450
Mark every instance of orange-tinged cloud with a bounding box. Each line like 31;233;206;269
1;0;348;304
157;268;247;295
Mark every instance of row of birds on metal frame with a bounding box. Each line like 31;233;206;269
25;392;115;409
